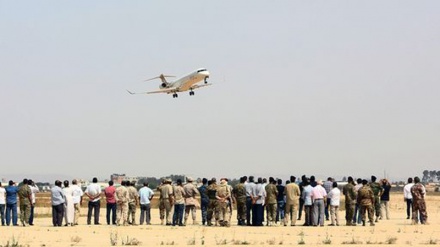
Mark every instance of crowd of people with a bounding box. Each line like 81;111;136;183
0;175;429;227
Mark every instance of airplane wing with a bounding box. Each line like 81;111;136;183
191;83;212;90
146;87;179;94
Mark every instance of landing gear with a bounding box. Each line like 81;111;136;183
172;93;178;98
189;91;195;96
204;76;209;84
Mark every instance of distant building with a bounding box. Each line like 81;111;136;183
110;173;140;184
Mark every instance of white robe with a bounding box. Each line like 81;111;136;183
63;187;75;224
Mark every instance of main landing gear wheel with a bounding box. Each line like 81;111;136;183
189;91;195;96
172;93;178;98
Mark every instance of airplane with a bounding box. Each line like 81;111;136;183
127;68;211;98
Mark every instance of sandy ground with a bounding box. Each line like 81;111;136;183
1;193;439;246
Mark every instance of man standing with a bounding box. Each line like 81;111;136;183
28;180;39;226
357;179;375;226
206;178;219;226
159;179;174;225
0;182;5;226
265;177;278;226
342;176;357;226
5;180;19;226
233;177;247;226
51;180;65;227
216;178;231;227
244;176;256;226
403;177;414;220
172;179;185;226
18;179;32;227
411;176;428;224
198;178;209;225
311;180;327;227
71;179;83;225
302;178;313;226
327;182;340;226
183;177;199;225
104;181;117;225
115;181;129;226
369;176;383;223
297;175;306;221
127;181;139;225
284;176;300;226
85;177;101;225
275;179;285;224
323;177;333;221
353;178;363;225
139;182;154;225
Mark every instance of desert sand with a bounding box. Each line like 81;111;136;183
1;192;439;246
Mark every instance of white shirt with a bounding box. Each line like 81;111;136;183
327;187;340;206
71;184;84;204
404;183;414;199
85;183;101;202
0;187;6;204
29;185;40;204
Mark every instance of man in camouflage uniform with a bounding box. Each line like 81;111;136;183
357;179;375;226
265;177;278;226
369;176;383;222
159;178;174;225
18;179;32;227
206;178;219;226
342;176;357;226
115;180;129;226
198;178;209;225
216;178;231;227
127;181;139;225
233;177;247;226
411;176;428;224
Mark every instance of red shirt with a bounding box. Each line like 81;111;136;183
104;186;116;203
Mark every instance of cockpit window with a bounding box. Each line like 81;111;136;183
197;69;207;73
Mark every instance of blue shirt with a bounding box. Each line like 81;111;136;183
51;186;65;206
302;185;313;206
139;186;154;204
5;186;19;204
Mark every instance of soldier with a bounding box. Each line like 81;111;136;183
284;176;300;226
357;179;375;226
198;178;209;225
159;178;174;225
115;180;129;226
206;178;219;226
127;181;139;225
342;176;357;226
183;177;200;225
18;179;32;227
216;178;231;227
411;176;428;224
265;177;278;226
369;176;383;222
233;177;247;226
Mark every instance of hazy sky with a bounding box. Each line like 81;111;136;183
1;1;439;182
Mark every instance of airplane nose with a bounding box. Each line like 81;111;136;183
200;71;210;76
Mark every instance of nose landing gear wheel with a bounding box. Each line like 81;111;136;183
189;91;195;96
172;93;178;98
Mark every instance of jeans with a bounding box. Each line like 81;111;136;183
52;204;64;226
246;197;252;225
298;198;305;219
276;200;285;222
353;204;362;224
106;203;116;225
313;199;325;226
87;200;100;224
0;204;5;225
6;203;18;226
173;204;184;226
406;199;413;218
200;200;208;225
325;198;331;220
29;205;35;225
140;204;151;225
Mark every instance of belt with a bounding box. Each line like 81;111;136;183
314;198;323;200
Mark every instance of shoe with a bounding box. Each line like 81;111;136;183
328;224;335;226
370;222;375;226
406;216;410;219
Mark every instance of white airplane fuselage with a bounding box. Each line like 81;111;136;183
162;68;210;92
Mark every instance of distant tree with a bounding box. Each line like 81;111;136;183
429;170;437;182
342;176;347;182
437;171;440;182
422;170;429;182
